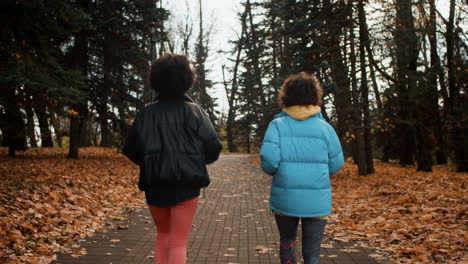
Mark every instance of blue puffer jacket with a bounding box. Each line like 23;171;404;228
260;105;344;218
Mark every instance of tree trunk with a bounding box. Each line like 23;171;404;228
416;117;433;171
80;114;90;147
246;0;266;106
280;1;291;78
395;0;418;166
246;122;251;154
446;0;467;172
358;0;374;174
411;0;437;172
223;66;237;153
225;8;247;153
413;0;439;171
68;115;81;158
33;94;54;147
446;0;456;110
68;0;90;158
5;87;27;157
270;5;279;82
428;0;448;164
24;95;38;147
99;0;114;147
324;0;352;152
190;0;215;122
95;121;99;146
349;23;366;173
365;46;382;110
99;111;111;147
246;0;268;139
50;113;63;148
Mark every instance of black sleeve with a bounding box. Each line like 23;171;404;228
197;110;222;164
122;113;143;166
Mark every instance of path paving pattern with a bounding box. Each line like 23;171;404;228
54;155;392;264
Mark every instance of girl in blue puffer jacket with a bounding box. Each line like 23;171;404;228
260;72;344;264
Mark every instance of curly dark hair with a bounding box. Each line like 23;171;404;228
277;72;323;107
149;54;195;97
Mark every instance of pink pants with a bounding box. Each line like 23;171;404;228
148;197;198;264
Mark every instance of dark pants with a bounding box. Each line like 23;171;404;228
275;214;327;264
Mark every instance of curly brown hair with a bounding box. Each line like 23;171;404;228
277;72;323;107
149;54;195;97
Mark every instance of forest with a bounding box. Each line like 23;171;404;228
1;0;467;174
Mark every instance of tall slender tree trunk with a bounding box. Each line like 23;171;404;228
191;0;214;121
349;25;366;173
79;113;90;147
324;0;352;151
365;46;382;110
246;121;251;154
246;0;266;106
446;0;456;112
69;114;83;158
446;0;467;172
428;0;448;164
222;67;234;152
225;6;247;153
412;0;439;171
195;0;205;106
99;0;114;147
280;0;291;78
246;0;268;138
98;105;110;147
5;87;27;157
225;56;241;153
33;94;54;147
415;115;433;171
395;0;418;166
270;7;279;82
117;106;129;148
24;94;38;147
412;4;434;172
358;0;374;174
50;114;63;148
68;0;90;158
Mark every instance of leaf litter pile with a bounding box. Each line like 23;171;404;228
0;147;144;263
327;162;467;264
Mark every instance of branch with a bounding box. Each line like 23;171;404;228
435;7;449;25
370;59;397;84
221;65;230;103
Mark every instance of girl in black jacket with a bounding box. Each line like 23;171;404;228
123;54;222;264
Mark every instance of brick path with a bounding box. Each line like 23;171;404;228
54;155;392;264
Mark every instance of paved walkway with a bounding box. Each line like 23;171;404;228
54;155;392;264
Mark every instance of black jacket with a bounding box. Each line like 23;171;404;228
122;95;222;191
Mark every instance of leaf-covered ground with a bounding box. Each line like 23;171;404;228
252;155;467;264
329;161;467;264
1;148;466;263
0;147;144;264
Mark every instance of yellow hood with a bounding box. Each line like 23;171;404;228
283;105;321;120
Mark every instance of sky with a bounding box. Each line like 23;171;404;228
163;0;242;114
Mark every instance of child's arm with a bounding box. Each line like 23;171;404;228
260;121;281;176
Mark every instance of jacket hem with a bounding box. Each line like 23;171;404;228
270;206;331;218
